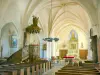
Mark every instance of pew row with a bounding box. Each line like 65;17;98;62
55;63;100;75
0;61;51;75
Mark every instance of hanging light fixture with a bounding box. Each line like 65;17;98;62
43;0;59;42
54;38;59;42
26;16;41;33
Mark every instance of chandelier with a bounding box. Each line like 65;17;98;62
42;0;59;42
26;16;41;33
43;37;59;42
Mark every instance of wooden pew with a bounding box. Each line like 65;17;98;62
0;61;51;75
55;72;83;75
55;63;100;75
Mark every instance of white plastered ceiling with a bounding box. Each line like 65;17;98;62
0;0;98;49
27;0;92;49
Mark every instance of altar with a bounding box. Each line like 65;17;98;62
63;56;74;65
67;30;79;58
63;56;74;58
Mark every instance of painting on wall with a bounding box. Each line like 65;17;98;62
69;30;78;40
42;43;47;50
69;30;78;50
11;35;17;48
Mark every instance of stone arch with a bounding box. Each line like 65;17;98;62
0;22;18;57
1;22;18;36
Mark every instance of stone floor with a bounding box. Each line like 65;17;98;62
43;60;66;75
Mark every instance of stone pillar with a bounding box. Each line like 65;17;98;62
55;42;58;57
52;41;55;57
51;41;53;57
52;41;59;57
47;42;51;60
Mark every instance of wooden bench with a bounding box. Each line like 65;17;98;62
55;72;100;75
0;61;51;75
55;63;100;75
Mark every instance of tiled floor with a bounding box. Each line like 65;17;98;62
43;60;66;75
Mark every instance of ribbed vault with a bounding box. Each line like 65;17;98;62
26;0;92;39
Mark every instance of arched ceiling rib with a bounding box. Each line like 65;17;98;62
25;0;92;38
51;20;87;34
55;24;88;37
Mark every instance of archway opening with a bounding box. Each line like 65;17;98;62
1;23;18;58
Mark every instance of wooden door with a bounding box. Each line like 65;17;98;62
59;50;67;58
79;49;88;59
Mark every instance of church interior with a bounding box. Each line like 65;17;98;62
0;0;100;75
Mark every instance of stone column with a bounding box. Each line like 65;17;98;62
55;41;58;57
54;40;59;57
47;42;51;60
51;40;55;57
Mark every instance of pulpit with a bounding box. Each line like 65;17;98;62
29;44;40;63
22;45;40;63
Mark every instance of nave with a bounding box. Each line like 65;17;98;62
0;0;100;75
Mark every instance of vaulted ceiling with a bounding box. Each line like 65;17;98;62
26;0;93;38
0;0;98;40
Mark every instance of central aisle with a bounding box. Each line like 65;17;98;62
43;60;66;75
